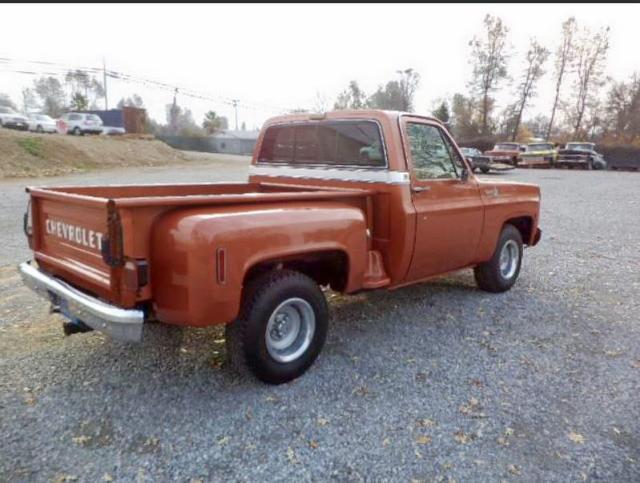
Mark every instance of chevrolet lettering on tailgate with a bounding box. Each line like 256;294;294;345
45;218;104;250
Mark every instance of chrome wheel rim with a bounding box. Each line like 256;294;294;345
265;298;315;363
499;239;520;279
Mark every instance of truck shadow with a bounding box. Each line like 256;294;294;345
62;271;494;390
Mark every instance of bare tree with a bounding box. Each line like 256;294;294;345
510;39;549;141
568;26;610;138
546;17;577;139
604;73;640;142
312;91;329;112
117;94;145;109
396;68;420;112
65;70;105;110
33;77;66;117
0;93;17;109
334;81;367;110
450;93;481;139
468;14;510;134
21;88;38;113
367;68;420;111
202;110;228;134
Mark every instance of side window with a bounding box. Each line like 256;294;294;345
69;114;81;121
406;123;458;181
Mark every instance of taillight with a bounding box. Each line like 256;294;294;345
124;260;149;289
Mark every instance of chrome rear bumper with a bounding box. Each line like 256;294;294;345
19;261;144;342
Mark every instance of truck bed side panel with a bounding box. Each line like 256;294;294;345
150;201;369;327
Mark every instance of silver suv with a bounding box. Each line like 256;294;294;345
58;112;104;135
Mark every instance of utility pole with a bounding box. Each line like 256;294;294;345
171;88;179;134
103;57;108;110
232;99;239;130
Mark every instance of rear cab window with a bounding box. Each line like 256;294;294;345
258;120;386;168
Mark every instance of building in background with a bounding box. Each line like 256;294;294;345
158;129;260;155
81;106;147;134
209;130;260;155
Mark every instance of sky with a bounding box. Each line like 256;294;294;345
1;3;638;130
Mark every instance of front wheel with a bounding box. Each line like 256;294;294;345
225;269;328;384
474;224;523;293
480;166;490;174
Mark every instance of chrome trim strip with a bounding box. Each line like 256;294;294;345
249;165;410;184
19;261;144;342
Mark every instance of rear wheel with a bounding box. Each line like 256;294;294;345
225;269;328;384
593;159;607;170
36;125;44;133
72;127;83;136
480;167;490;174
474;224;523;293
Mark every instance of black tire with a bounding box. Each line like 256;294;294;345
593;159;607;170
480;167;490;174
512;157;519;167
474;224;523;293
36;125;44;133
225;269;328;384
72;127;83;136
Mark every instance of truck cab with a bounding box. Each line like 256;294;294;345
20;110;541;384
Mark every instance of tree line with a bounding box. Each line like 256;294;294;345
327;15;639;145
2;14;638;144
0;76;232;136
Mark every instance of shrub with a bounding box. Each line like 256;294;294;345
17;137;44;158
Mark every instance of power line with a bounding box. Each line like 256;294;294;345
0;57;296;114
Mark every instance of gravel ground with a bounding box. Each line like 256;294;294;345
1;162;639;482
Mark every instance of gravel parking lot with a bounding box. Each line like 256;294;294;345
1;161;639;482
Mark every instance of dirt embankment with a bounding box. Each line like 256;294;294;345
0;128;188;178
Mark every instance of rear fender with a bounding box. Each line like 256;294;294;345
150;201;368;327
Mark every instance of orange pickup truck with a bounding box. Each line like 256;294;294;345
20;110;541;384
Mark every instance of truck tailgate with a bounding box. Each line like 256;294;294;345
28;188;115;300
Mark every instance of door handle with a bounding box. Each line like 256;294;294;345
412;186;431;193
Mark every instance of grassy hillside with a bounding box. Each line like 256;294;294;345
0;129;187;178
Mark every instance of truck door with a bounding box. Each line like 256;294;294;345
402;118;484;281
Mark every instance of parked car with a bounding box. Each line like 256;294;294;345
101;126;126;136
19;110;542;384
0;106;29;131
460;147;492;173
484;142;524;166
27;113;58;134
519;142;558;167
556;142;607;170
57;112;104;135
